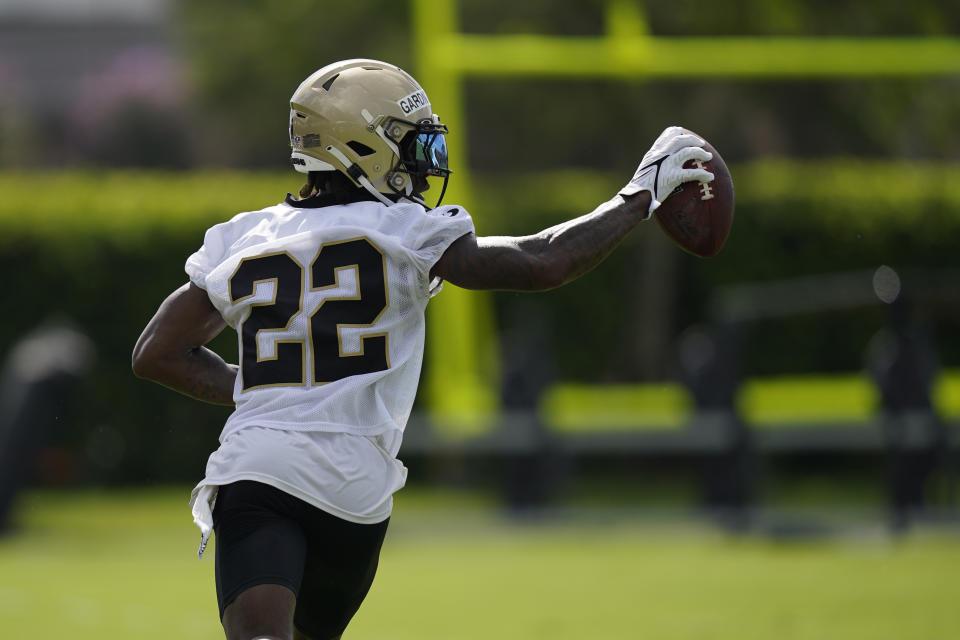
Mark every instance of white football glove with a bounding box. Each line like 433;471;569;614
620;126;715;218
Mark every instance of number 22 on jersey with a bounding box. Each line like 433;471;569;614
228;237;389;391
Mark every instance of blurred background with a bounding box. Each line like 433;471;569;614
1;0;959;638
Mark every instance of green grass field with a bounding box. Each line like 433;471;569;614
1;487;958;639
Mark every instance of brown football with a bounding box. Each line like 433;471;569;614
653;129;734;258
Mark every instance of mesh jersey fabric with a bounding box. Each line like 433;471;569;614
184;196;473;552
185;197;474;442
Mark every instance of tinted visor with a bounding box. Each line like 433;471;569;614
415;130;449;176
385;117;451;178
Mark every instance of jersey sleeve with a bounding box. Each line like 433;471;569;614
404;205;474;298
409;204;475;271
184;222;231;290
406;204;475;297
184;210;264;290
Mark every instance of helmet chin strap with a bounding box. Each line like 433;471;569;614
324;143;447;210
357;174;396;206
325;145;395;207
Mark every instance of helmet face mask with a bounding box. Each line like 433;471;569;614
383;116;451;204
288;59;452;207
385;116;450;177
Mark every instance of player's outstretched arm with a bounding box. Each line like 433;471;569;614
432;191;652;292
433;126;713;292
132;282;237;406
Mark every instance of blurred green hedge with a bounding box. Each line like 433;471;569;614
0;171;295;486
480;160;960;379
1;162;958;483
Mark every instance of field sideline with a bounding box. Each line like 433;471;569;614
0;487;957;639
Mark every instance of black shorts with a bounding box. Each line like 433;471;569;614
212;480;390;639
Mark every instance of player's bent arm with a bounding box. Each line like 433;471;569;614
132;282;237;406
432;192;651;291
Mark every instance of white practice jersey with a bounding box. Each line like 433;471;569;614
184;194;473;551
186;195;474;442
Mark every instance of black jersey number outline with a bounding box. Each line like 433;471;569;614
228;238;389;391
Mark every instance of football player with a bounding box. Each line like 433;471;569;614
132;59;712;640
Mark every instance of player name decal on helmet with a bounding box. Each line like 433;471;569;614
398;90;429;115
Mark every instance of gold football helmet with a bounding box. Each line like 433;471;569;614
289;59;450;206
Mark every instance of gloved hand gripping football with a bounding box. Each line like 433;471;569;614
620;126;715;218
